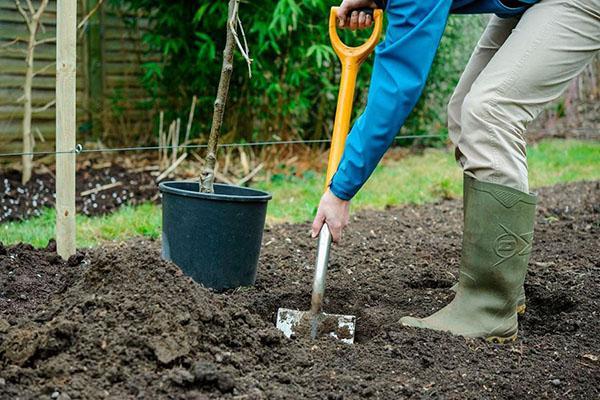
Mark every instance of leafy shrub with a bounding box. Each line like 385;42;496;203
114;0;486;144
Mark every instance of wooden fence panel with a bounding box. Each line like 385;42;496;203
0;0;155;156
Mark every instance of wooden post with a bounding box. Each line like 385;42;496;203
56;0;77;259
86;0;104;138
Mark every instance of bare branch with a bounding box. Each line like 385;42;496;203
232;14;252;78
25;0;34;15
157;153;188;182
33;61;55;77
15;0;31;27
237;163;263;186
228;0;252;78
1;38;25;48
32;98;55;113
32;0;49;22
0;46;28;55
35;127;45;143
34;37;56;46
184;95;197;145
78;0;105;29
199;0;239;193
81;182;123;197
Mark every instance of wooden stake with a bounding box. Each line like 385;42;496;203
172;118;180;165
158;110;164;166
164;121;173;169
156;153;187;182
56;0;77;259
184;95;197;145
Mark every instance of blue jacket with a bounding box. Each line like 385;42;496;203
329;0;539;201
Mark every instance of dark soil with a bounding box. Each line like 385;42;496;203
0;181;598;399
0;162;159;223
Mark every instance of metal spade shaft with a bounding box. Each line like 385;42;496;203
276;7;383;343
309;224;332;338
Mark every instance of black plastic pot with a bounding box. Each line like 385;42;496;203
159;181;271;290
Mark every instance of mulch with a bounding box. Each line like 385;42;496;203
0;161;160;223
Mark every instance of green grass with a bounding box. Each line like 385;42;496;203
1;203;161;248
2;139;598;248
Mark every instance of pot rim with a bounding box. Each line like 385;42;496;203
159;181;272;203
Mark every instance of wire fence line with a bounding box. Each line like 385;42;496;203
0;134;447;159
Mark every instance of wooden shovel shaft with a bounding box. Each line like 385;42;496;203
325;63;360;187
324;7;384;188
309;8;384;317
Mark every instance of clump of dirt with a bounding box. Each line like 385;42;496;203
0;240;298;399
0;181;598;399
0;240;84;321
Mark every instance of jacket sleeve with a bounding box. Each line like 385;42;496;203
329;0;452;201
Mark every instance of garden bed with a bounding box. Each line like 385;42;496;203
0;161;159;223
0;181;598;399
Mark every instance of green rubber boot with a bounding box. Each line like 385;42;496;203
401;176;537;342
449;283;526;315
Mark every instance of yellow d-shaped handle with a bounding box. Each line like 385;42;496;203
329;7;384;65
325;7;384;190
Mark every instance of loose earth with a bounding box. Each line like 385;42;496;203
0;181;598;399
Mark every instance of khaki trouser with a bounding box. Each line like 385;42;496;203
448;0;600;193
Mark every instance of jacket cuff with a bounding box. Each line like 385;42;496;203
329;180;354;201
374;0;387;10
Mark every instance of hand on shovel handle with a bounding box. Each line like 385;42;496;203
336;1;379;29
311;7;382;244
311;190;350;243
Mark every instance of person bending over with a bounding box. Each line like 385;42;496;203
312;0;599;342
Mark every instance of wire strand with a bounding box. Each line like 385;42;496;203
0;134;447;158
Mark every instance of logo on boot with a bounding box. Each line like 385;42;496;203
493;224;533;267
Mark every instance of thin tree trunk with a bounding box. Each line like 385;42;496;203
199;0;239;193
21;26;35;184
16;0;49;184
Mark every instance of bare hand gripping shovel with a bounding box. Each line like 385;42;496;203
276;7;383;344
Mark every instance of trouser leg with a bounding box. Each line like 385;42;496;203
402;0;600;340
457;0;600;193
448;16;518;154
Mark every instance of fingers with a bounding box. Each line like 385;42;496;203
349;10;359;30
311;213;347;243
363;13;373;29
329;222;343;244
358;11;367;29
311;211;325;238
338;10;374;30
336;3;350;28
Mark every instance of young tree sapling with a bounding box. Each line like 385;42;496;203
199;0;250;193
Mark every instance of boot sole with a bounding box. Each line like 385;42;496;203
486;332;518;344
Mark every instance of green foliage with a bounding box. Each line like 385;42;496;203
111;1;486;142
